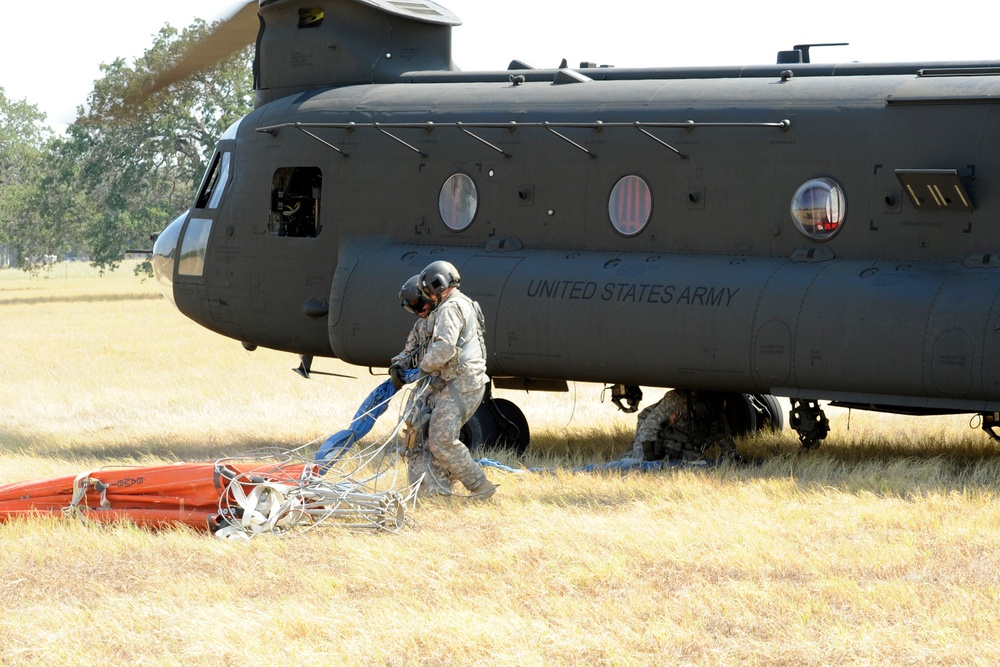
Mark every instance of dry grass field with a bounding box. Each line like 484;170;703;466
2;262;1000;666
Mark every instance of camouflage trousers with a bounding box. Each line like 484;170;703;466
638;429;734;462
631;391;738;462
405;376;487;496
635;431;738;462
403;391;452;495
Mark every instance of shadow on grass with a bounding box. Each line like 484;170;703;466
491;427;1000;507
6;424;1000;501
788;435;1000;495
0;292;162;306
0;430;310;467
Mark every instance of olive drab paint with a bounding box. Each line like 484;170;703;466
150;0;1000;446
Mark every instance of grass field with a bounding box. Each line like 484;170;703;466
2;262;1000;666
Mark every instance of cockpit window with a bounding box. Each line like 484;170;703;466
152;210;186;301
195;151;231;210
270;167;323;237
178;218;213;277
791;177;846;241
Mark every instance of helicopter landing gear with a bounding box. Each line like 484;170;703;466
606;384;643;413
789;399;830;449
460;391;530;455
981;412;1000;443
724;393;785;435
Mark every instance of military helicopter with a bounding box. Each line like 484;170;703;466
148;0;1000;453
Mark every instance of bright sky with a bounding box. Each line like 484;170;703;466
3;0;999;131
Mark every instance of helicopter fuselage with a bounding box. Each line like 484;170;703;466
152;60;1000;420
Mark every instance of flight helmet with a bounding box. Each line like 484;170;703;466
419;260;461;299
399;274;429;315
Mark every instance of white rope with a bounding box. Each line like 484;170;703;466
209;378;437;539
62;471;110;518
214;437;415;537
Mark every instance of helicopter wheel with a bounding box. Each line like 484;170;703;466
724;393;757;436
460;398;531;455
724;393;784;435
753;394;785;431
460;402;500;455
490;398;531;454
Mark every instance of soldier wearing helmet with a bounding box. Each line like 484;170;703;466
388;274;456;494
631;389;741;463
404;259;495;498
389;275;433;388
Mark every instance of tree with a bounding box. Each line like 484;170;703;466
47;19;254;271
0;89;51;268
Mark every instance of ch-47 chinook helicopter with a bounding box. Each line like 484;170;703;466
148;0;1000;453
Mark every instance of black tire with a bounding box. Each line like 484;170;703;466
490;398;530;455
756;394;785;431
458;398;531;455
725;393;785;435
724;393;759;436
460;402;501;454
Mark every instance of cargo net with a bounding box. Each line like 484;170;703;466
207;376;437;540
211;419;420;540
0;379;428;537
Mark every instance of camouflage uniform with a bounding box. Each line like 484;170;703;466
417;288;493;495
393;315;454;493
632;390;739;461
391;315;432;372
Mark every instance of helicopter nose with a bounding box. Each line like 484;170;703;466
151;210;189;307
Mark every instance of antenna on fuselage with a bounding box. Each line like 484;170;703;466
776;42;849;64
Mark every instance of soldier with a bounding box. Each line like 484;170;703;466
389;274;433;384
632;389;741;462
413;260;496;498
389;274;455;494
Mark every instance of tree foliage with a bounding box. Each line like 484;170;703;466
2;18;254;271
0;89;51;267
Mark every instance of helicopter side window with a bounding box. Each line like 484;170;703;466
608;175;652;237
791;177;846;241
439;173;478;231
195;151;231;210
269;167;323;238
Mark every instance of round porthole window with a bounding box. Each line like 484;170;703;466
439;173;478;231
609;175;652;237
790;177;846;241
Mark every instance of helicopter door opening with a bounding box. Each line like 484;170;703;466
269;167;323;238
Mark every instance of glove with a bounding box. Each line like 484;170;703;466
389;363;406;389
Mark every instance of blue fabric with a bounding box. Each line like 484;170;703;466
315;371;720;476
315;369;421;471
476;457;715;474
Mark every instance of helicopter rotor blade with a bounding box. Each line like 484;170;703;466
141;0;260;98
87;1;259;123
